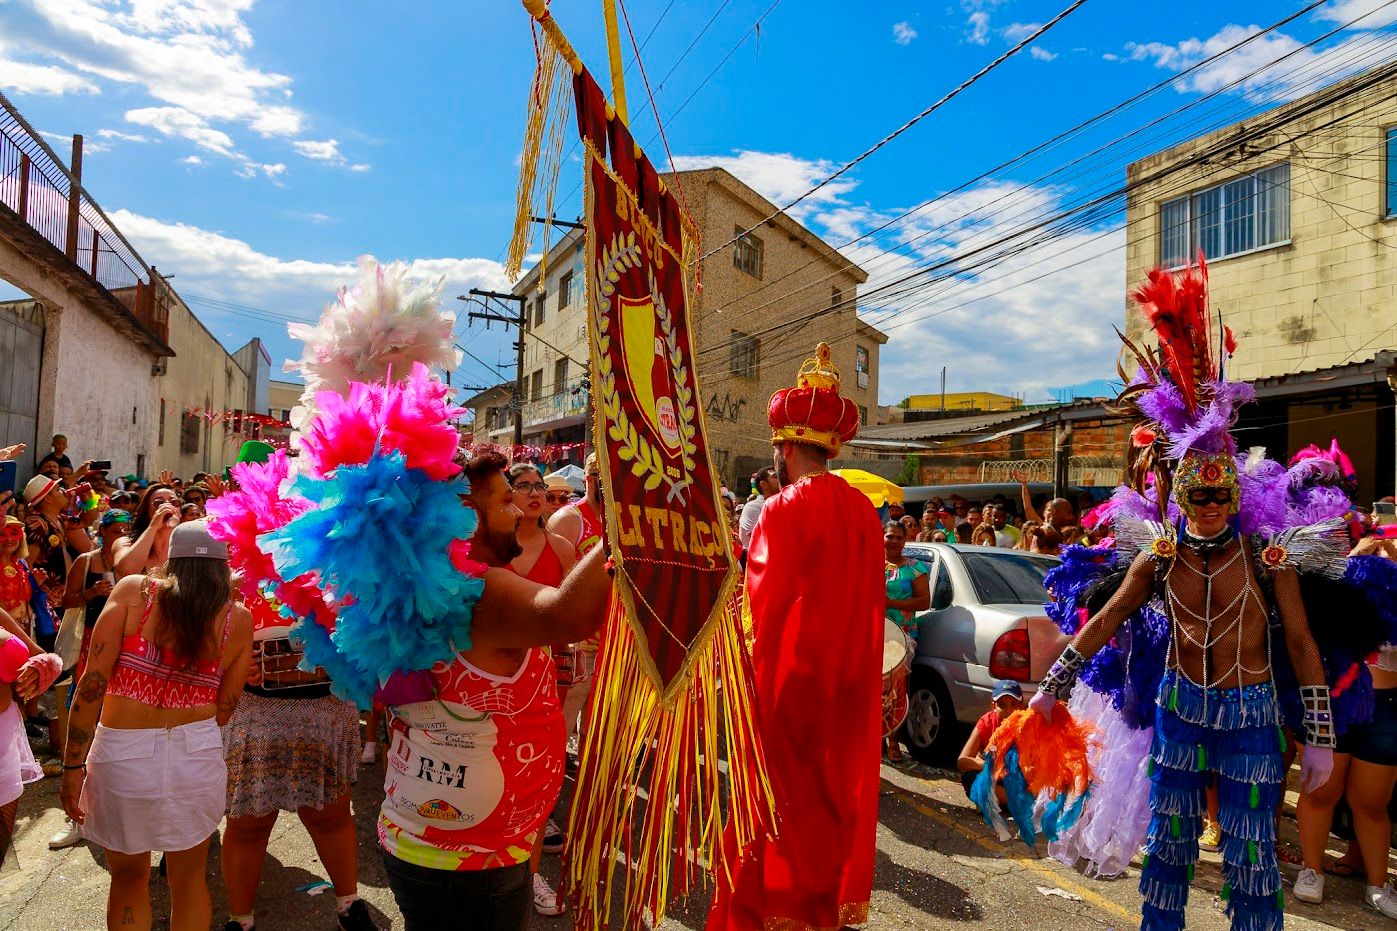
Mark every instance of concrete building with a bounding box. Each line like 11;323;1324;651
1125;63;1397;501
1;96;173;483
498;167;886;485
152;291;271;479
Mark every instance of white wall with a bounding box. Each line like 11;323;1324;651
43;299;157;476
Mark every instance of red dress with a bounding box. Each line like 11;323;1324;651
707;472;885;930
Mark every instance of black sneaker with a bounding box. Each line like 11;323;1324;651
25;713;52;727
223;923;248;931
338;899;381;931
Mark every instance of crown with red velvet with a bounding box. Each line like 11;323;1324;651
768;342;861;457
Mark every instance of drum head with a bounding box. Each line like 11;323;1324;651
882;619;908;675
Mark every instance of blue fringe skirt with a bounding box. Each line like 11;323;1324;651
1139;671;1285;931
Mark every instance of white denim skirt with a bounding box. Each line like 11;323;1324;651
80;718;226;854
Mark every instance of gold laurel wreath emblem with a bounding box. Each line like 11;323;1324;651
593;231;694;500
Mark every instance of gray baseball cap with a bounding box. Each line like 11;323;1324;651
168;520;228;561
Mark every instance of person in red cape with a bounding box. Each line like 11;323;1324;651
708;342;884;931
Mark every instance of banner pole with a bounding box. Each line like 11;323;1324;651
521;0;585;75
600;0;629;123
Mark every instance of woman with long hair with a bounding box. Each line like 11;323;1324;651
113;483;181;578
61;521;252;931
506;462;577;917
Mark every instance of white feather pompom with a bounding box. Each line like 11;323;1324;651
287;256;461;404
1244;446;1268;475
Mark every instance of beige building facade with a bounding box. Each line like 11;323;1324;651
152;293;269;479
496;167;886;486
1125;64;1397;502
1125;64;1397;379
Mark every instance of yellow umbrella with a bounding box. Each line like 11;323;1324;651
831;469;904;508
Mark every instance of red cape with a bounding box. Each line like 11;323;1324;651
708;472;885;930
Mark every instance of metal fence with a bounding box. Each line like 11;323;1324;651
978;456;1121;487
0;90;168;343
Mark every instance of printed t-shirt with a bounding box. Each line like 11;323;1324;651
378;647;565;871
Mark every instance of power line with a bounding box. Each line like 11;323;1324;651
691;10;1395;369
700;0;1092;262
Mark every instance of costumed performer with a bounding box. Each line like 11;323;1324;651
707;343;884;931
377;447;612;931
1030;259;1342;931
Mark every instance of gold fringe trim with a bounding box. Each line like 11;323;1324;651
562;594;775;931
505;29;573;283
763;901;871;931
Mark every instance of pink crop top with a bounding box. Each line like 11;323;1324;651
107;588;230;710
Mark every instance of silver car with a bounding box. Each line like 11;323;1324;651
898;543;1067;764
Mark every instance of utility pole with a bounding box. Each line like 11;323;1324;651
466;289;528;446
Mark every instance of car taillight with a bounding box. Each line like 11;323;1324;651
989;628;1031;681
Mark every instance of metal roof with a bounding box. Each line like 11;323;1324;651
849;398;1114;447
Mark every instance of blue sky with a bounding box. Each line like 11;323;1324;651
2;0;1394;405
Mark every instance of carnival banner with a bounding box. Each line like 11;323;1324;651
584;122;734;693
505;7;773;928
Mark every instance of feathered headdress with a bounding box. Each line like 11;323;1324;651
1110;253;1249;511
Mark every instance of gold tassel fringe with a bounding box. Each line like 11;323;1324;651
562;591;774;931
506;30;573;283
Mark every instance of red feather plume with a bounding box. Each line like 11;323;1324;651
1131;251;1213;414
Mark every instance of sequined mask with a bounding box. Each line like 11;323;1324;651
1172;451;1239;520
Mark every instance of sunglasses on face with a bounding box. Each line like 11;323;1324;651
1187;488;1234;507
511;482;548;495
545;493;570;504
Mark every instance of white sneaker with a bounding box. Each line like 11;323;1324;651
1292;867;1325;904
361;742;377;765
1366;884;1397;918
47;818;82;850
532;873;565;917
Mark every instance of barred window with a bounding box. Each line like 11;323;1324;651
1159;162;1290;267
557;271;573;314
530;369;544;402
732;226;763;279
729;331;759;379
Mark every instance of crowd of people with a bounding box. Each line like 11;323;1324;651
3;409;1397;931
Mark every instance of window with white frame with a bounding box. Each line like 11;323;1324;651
1159;163;1290;267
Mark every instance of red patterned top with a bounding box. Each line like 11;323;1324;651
107;589;231;709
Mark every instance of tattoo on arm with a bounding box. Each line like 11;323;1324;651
76;671;107;704
217;693;238;718
65;722;92;764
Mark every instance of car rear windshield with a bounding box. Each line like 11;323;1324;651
960;552;1056;605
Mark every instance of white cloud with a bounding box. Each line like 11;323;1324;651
182;155;203;165
292;138;345;164
1124;23;1395;102
670;150;857;222
893;21;918;46
0;1;365;174
673;148;1124;402
1315;0;1397;29
96;128;149;142
107;208;512;370
0;55;100;95
1002;22;1041;43
1030;46;1058;61
40;129;109;153
1102;52;1120;62
126;105;236;156
349;163;372;173
966;11;991;45
306;212;332;223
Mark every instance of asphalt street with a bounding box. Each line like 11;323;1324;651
4;745;1389;931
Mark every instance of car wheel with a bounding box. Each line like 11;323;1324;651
902;666;956;766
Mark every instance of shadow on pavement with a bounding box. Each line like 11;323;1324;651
873;847;983;921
